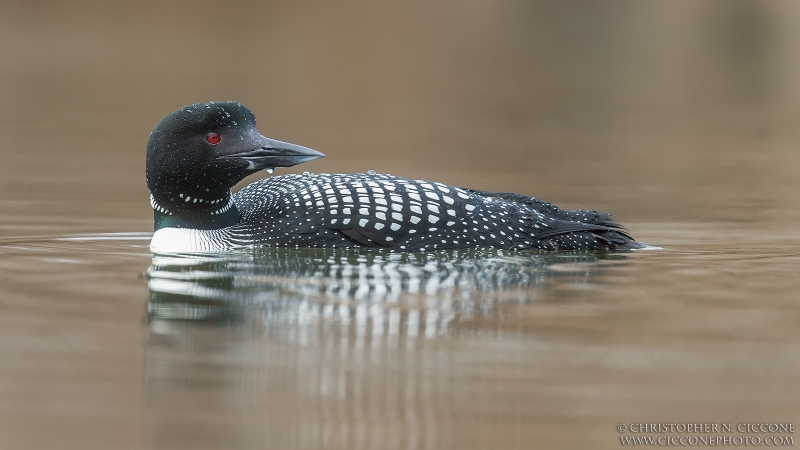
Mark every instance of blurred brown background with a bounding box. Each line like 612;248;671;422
1;0;799;237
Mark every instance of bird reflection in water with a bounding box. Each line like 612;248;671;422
143;249;627;450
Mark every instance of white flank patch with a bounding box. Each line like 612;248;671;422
150;228;232;253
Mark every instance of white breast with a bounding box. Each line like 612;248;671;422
150;227;234;253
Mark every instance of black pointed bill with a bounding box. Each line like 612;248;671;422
218;135;325;170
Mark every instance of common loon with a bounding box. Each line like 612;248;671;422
147;101;642;253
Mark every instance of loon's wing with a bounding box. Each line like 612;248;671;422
309;180;637;249
460;188;639;248
460;188;625;229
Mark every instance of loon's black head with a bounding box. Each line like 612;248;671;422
146;101;324;219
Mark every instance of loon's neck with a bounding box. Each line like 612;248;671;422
151;193;240;231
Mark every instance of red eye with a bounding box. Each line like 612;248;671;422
206;132;221;145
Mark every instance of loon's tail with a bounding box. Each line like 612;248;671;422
534;219;644;251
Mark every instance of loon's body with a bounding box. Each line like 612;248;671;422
147;101;642;253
